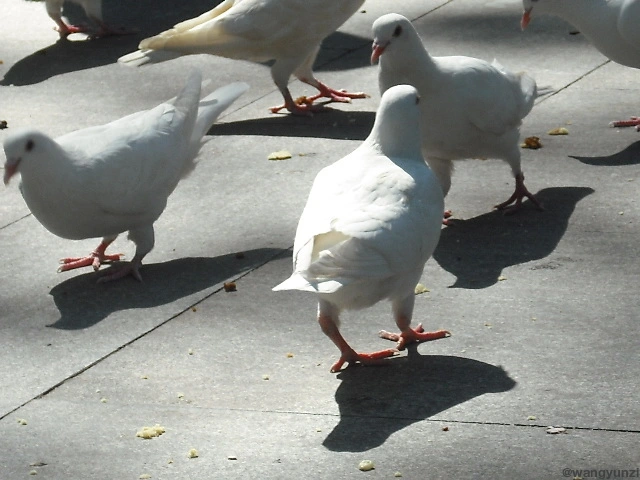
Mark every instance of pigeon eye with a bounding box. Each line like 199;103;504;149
393;25;402;37
25;139;34;152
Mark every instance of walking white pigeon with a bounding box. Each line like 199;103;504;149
118;0;367;116
521;0;640;130
3;71;248;282
45;0;133;37
372;13;543;215
273;84;449;373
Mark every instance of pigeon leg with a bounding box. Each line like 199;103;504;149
269;89;331;116
58;238;122;272
494;173;544;213
304;80;369;105
379;322;450;351
318;310;396;373
609;116;640;130
52;18;89;37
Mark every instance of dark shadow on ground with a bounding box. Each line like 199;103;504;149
323;348;516;452
48;248;282;330
570;140;640;166
433;186;594;289
210;110;375;140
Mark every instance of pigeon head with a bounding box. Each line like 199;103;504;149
3;129;50;185
369;84;422;158
522;0;552;29
371;13;414;64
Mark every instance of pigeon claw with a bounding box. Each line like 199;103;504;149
609;117;640;129
330;348;398;373
379;323;451;351
58;252;123;272
97;262;143;283
494;173;544;213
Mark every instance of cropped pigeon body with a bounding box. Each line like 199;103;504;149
273;84;448;372
118;0;367;115
372;13;543;214
522;0;640;129
3;71;248;282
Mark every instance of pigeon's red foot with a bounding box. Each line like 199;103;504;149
379;323;451;351
494;173;543;213
58;242;122;272
442;209;453;225
330;348;398;373
609;117;640;130
270;96;332;116
55;24;88;37
306;83;369;105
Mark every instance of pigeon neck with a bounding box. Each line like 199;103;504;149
368;121;422;160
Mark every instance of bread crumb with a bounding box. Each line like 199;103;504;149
358;460;375;471
223;282;237;292
187;448;199;458
136;424;165;439
268;150;292;161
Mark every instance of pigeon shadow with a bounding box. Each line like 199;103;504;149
1;1;372;86
433;186;594;289
323;348;516;452
47;248;282;330
570;140;640;166
209;110;375;141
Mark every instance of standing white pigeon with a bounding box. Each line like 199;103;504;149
45;0;133;37
3;71;248;282
372;13;543;214
521;0;640;130
273;84;449;373
118;0;367;116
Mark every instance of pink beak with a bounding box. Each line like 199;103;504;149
371;43;386;64
3;162;18;185
521;8;532;30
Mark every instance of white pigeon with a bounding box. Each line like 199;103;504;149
521;0;640;130
372;13;543;215
3;71;248;282
118;0;367;116
45;0;133;37
273;84;449;373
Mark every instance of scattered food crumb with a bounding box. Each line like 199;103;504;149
187;448;199;459
547;127;569;135
139;474;151;479
546;426;566;434
497;275;507;281
17;418;27;425
520;136;542;149
100;397;108;403
394;473;403;478
414;283;430;295
286;352;294;358
358;460;375;471
268;150;292;161
227;456;237;461
136;424;165;439
262;374;270;381
527;415;537;421
0;120;8;129
191;307;197;312
484;322;492;328
29;463;46;467
618;211;624;216
167;459;174;464
188;348;194;355
442;426;449;432
29;470;37;476
140;375;149;380
316;428;322;432
223;281;237;292
177;393;185;399
531;317;537;321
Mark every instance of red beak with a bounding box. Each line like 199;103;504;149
521;8;532;30
3;162;18;185
371;43;386;64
